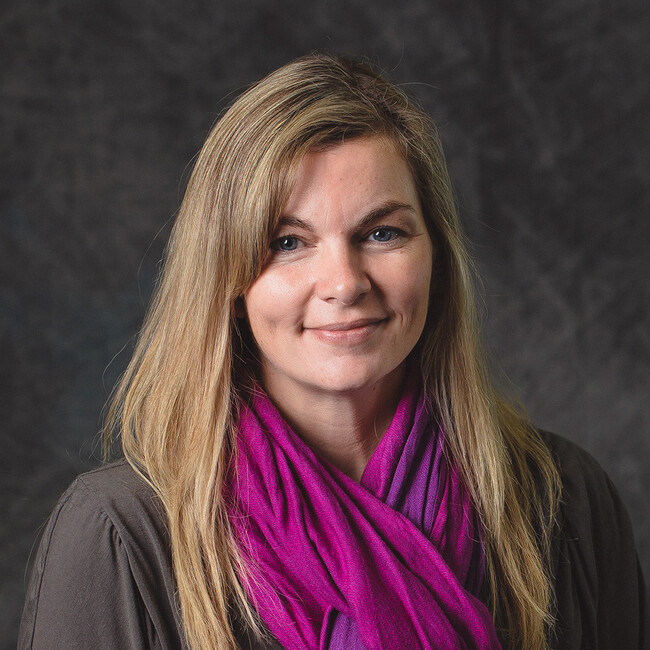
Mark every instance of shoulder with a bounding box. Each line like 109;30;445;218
538;428;637;561
65;458;159;511
60;459;168;542
19;460;185;649
539;430;616;507
37;460;171;573
539;429;610;485
538;430;636;545
537;430;647;649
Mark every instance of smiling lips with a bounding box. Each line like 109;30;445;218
304;318;387;344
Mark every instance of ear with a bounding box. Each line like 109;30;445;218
233;296;247;319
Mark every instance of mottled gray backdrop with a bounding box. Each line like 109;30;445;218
2;0;649;645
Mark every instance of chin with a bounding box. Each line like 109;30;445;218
307;359;404;395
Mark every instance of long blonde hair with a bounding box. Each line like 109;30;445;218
106;53;561;649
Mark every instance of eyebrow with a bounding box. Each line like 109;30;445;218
276;201;418;233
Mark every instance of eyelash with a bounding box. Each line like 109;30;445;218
366;227;404;243
269;227;406;253
270;235;302;252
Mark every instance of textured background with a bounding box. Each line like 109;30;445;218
2;0;649;644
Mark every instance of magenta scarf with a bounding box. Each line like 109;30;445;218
228;374;501;649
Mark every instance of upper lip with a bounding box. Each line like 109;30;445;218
306;318;386;331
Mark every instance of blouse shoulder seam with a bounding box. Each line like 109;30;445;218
24;479;86;647
74;469;160;638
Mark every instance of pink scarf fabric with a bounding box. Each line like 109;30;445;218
228;374;501;649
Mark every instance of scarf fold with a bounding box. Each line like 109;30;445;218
228;375;501;649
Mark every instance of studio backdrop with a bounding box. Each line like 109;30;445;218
2;0;649;645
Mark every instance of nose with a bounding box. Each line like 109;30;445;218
315;243;371;305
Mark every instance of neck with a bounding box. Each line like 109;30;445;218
261;365;406;481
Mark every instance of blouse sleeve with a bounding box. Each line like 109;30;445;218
546;431;647;649
19;474;161;650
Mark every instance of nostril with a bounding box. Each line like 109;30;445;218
315;246;371;305
324;273;371;305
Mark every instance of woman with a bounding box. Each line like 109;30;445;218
20;54;645;649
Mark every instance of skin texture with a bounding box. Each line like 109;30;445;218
243;136;434;479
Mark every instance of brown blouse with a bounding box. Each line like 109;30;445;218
18;432;646;649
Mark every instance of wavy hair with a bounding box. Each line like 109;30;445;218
105;53;561;649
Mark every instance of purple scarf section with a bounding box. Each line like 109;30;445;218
228;375;501;649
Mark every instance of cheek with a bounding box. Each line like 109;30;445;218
243;270;308;338
412;245;434;319
405;280;432;334
387;255;433;323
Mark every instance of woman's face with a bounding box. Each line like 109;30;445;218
242;136;433;401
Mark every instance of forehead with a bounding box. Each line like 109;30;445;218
282;136;419;220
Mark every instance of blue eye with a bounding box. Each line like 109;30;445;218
271;236;299;251
369;228;397;242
